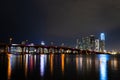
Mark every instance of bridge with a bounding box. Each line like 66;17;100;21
0;43;105;54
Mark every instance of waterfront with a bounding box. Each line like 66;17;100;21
0;53;120;80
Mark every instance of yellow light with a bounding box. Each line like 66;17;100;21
76;55;78;72
111;52;117;55
7;54;11;80
61;54;65;75
50;54;53;75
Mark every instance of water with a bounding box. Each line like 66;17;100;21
0;53;120;80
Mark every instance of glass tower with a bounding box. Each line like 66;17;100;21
100;33;105;52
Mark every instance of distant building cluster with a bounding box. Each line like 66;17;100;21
76;33;105;52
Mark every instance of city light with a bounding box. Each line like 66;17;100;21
99;54;110;80
100;33;105;41
41;41;45;45
40;55;47;77
61;54;65;75
1;0;120;79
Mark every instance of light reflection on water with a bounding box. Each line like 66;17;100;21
49;54;54;75
2;53;120;80
75;55;83;73
61;54;65;75
110;56;118;70
7;54;11;80
25;54;28;77
40;54;47;77
98;54;110;80
7;54;16;80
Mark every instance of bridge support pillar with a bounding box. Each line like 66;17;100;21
21;46;24;54
35;47;39;53
28;47;30;54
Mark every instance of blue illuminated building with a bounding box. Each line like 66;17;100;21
100;33;105;52
100;33;105;41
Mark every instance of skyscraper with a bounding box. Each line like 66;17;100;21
90;35;95;51
100;33;105;52
76;39;82;49
95;39;99;52
82;37;90;50
76;39;79;49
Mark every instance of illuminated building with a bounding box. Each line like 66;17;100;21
100;33;105;41
74;33;106;52
95;39;99;52
41;41;45;45
100;33;105;52
82;37;85;50
82;37;90;50
76;39;81;49
89;35;95;51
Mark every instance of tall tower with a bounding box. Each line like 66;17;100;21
90;35;95;51
95;39;99;52
76;39;80;49
100;33;105;41
100;33;105;52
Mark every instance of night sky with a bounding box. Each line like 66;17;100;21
0;0;120;50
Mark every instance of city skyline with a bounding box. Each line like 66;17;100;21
0;0;120;50
0;32;107;52
0;31;118;51
1;1;120;80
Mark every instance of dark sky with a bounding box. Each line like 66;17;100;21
0;0;120;50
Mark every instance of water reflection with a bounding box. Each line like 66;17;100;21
86;56;92;71
61;54;65;75
34;55;36;68
25;54;28;77
110;56;118;70
40;54;47;77
7;54;12;80
50;54;54;75
7;54;16;80
99;54;110;80
76;55;78;72
3;53;120;80
29;55;34;72
75;55;83;73
75;55;93;74
79;56;83;71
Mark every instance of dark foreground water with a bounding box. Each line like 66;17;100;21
0;53;120;80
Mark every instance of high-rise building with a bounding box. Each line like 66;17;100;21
90;35;95;51
76;39;82;49
100;33;105;52
100;33;105;41
82;38;85;50
82;37;90;50
76;39;79;49
78;33;106;52
95;39;99;52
